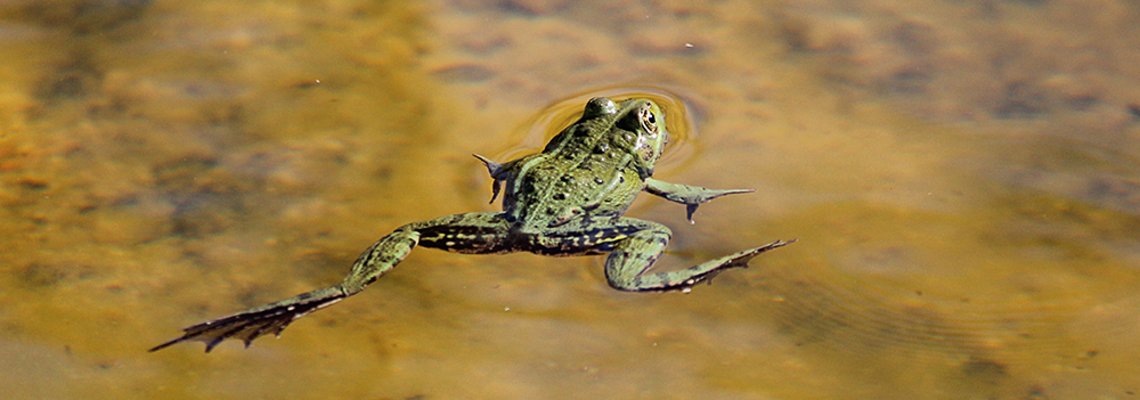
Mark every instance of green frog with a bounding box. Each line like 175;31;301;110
151;97;792;353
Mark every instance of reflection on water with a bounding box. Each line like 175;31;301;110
1;0;1139;399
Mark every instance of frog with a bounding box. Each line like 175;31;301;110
150;96;793;353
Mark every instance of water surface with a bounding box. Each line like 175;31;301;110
2;1;1138;399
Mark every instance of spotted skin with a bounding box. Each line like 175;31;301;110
151;97;792;353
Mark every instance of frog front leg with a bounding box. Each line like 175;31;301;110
644;178;754;223
602;217;792;291
150;212;511;352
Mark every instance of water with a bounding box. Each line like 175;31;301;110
2;0;1138;399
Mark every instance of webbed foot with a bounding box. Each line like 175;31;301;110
644;178;754;223
679;188;755;223
150;286;346;353
671;239;796;289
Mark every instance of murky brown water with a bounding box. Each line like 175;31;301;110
2;1;1139;399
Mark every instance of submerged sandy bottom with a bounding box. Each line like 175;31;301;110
1;1;1138;399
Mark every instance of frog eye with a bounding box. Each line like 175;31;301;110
639;105;658;134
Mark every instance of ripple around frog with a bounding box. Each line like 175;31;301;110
488;85;702;172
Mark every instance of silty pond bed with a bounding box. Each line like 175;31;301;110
1;1;1138;399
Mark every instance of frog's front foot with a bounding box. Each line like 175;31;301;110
643;178;754;223
678;188;754;223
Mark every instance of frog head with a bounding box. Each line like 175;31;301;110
616;98;669;178
576;97;670;179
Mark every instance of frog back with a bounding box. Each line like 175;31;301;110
502;120;645;231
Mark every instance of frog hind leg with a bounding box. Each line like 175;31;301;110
603;217;792;292
150;212;511;353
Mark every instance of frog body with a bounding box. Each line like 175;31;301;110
152;97;792;353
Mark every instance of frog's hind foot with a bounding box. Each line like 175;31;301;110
671;239;795;290
719;239;796;270
149;286;346;353
606;236;794;292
